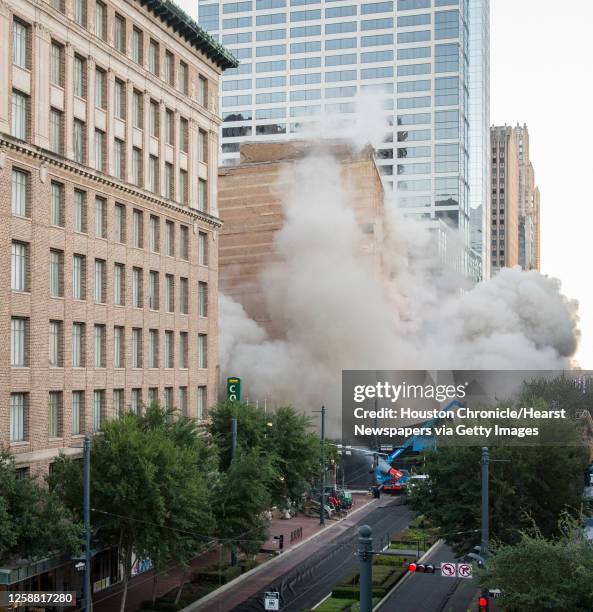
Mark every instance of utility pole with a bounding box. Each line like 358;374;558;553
231;418;238;566
83;435;93;612
320;406;326;526
358;525;373;612
481;447;489;558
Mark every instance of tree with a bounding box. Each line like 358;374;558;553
212;447;276;556
520;375;593;417
479;517;593;610
409;411;589;551
0;449;81;564
50;409;215;612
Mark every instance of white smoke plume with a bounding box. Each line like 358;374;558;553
218;97;580;411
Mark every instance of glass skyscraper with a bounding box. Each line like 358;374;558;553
198;0;489;279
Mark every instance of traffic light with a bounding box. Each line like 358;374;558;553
478;594;489;611
406;562;436;574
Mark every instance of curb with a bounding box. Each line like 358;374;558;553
182;496;381;611
373;538;445;611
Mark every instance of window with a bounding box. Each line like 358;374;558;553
179;118;189;153
198;231;208;265
361;1;393;13
94;129;105;171
11;318;28;367
73;119;85;163
74;55;85;98
115;79;126;119
114;139;125;180
114;203;126;243
51;42;64;86
49;109;63;154
197;386;207;420
114;263;125;305
49;320;63;367
48;392;63;438
132;148;142;186
149;270;159;309
94;259;106;303
197;75;208;107
132;328;142;368
11;168;28;216
114;326;124;367
113;389;124;418
180;226;189;261
95;197;106;237
13;19;28;68
164;331;174;368
164;163;173;199
198;179;207;212
149;40;159;75
131;266;144;308
180;62;189;94
165;51;175;86
72;322;85;366
11;241;28;291
73;190;87;233
149;329;159;368
11;91;28;140
165;110;174;145
114;14;126;53
179;170;188;205
132;28;143;64
180;277;189;314
198;334;207;368
398;30;431;43
165;274;174;312
73;0;86;26
164;387;173;410
198;282;208;317
10;394;27;442
93;390;104;431
69;391;83;435
95;68;106;108
72;255;86;300
435;143;459;173
50;182;64;227
94;324;106;367
435;76;459;106
398;0;430;8
165;221;175;256
149;100;159;137
133;90;143;128
435;9;460;40
178;333;188;369
435;109;459;139
149;215;160;252
95;1;106;39
198;129;208;163
49;249;64;297
133;210;143;247
131;389;142;414
178;387;188;415
148;155;158;193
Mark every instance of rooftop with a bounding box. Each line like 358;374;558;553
138;0;238;70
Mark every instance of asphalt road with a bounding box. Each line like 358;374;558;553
232;499;414;612
378;540;480;612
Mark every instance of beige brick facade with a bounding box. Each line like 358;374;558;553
218;141;384;337
0;0;236;473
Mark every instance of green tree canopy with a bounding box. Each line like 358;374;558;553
0;449;81;563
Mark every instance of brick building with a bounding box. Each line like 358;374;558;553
218;140;384;337
0;0;236;476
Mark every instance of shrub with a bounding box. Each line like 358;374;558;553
193;564;242;585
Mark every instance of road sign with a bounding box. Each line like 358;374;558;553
440;562;457;578
264;591;280;611
227;377;241;401
457;563;473;579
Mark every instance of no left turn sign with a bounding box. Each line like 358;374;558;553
441;562;457;578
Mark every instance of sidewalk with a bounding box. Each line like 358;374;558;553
90;494;373;612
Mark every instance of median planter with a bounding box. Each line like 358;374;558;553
192;564;242;584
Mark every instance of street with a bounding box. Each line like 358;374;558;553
378;540;480;612
194;498;413;612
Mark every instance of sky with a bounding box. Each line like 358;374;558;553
178;0;593;367
490;0;593;368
